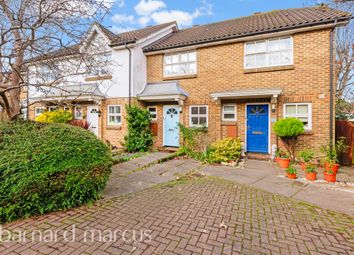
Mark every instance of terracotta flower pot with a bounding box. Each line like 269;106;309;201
286;173;297;179
324;172;336;183
299;162;306;171
306;172;317;181
278;158;290;168
275;157;279;163
324;162;340;174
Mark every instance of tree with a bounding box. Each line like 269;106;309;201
0;0;113;121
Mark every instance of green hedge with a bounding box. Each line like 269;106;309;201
0;121;112;223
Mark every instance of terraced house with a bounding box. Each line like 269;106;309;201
28;6;351;156
142;6;351;155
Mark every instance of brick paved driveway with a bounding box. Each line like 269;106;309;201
1;177;353;255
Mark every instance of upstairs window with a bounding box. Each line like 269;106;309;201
284;103;312;130
190;105;208;127
47;106;58;112
107;105;122;126
164;51;197;77
89;52;112;76
244;37;293;69
41;65;56;82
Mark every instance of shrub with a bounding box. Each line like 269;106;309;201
273;118;305;161
321;137;349;163
178;124;209;161
207;138;242;163
0;121;112;223
124;105;153;152
35;110;73;123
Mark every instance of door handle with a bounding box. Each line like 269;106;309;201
168;128;174;131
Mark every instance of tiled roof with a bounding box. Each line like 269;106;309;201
144;6;351;52
27;22;176;62
110;21;177;46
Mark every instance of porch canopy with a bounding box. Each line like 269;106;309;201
137;81;188;104
210;88;282;101
30;83;105;102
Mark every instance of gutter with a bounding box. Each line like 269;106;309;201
124;43;132;106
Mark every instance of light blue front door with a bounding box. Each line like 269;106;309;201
163;106;180;147
246;104;269;153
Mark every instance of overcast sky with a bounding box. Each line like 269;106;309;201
103;0;321;33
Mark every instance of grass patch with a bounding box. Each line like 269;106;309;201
112;152;149;165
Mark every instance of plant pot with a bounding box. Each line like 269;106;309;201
299;162;306;171
324;172;336;183
275;157;279;163
278;158;290;168
324;162;340;174
286;173;297;179
306;172;317;181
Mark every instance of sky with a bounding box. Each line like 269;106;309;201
103;0;322;33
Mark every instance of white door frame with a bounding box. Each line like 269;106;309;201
163;105;180;147
244;102;271;154
87;105;100;137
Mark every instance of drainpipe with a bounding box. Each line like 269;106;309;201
329;20;337;146
124;43;132;106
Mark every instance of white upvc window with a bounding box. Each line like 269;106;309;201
189;105;208;127
244;37;293;69
41;64;56;82
164;51;197;77
107;105;122;126
47;106;58;112
35;107;45;117
148;106;157;121
89;52;112;76
222;104;237;121
284;103;312;130
74;106;83;119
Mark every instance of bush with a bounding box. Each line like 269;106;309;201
124;105;153;152
0;121;112;223
35;110;73;123
273;118;305;161
207;138;242;163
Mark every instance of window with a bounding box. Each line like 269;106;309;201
190;105;208;127
148;107;157;121
284;103;312;130
244;37;293;69
164;51;196;77
75;106;83;119
89;52;112;76
41;65;56;82
107;105;122;126
222;105;237;121
35;107;45;117
47;106;58;112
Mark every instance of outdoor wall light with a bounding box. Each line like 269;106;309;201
271;104;276;113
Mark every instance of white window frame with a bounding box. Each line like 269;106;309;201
107;105;122;126
147;106;157;121
35;107;45;117
244;36;293;69
222;104;237;121
189;105;208;127
74;106;83;120
88;52;112;77
163;51;197;77
283;103;312;130
47;106;58;112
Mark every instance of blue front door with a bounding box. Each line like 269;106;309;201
246;104;269;153
163;106;180;147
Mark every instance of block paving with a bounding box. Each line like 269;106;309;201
1;177;353;255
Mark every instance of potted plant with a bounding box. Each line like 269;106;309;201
324;169;336;183
305;164;317;181
298;150;315;171
278;151;290;168
321;137;348;174
285;165;297;179
274;149;281;162
273;118;305;162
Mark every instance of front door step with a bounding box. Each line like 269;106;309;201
246;152;270;161
157;146;179;153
